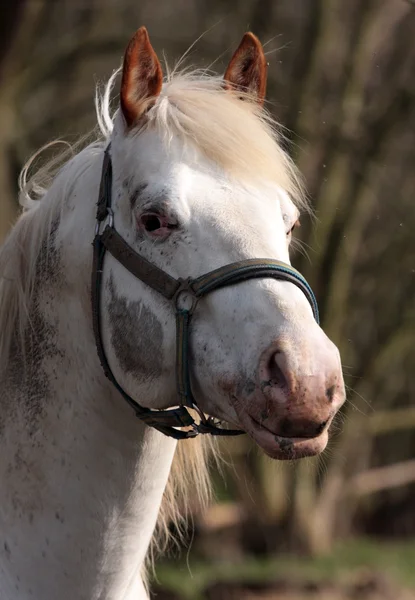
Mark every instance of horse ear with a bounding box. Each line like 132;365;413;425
120;27;163;128
224;32;267;105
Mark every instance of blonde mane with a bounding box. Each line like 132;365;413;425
0;64;306;573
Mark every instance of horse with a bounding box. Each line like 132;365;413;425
0;27;345;600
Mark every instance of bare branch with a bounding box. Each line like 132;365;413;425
348;460;415;496
367;407;415;435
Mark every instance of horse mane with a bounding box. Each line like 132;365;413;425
0;62;306;577
95;67;307;207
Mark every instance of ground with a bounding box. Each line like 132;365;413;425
151;539;415;600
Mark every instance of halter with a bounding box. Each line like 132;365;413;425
91;145;319;440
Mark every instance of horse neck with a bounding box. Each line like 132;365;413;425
0;161;177;600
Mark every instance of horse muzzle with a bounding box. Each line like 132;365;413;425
230;333;345;459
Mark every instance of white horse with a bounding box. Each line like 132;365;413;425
0;27;345;600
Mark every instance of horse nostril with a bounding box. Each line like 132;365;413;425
266;351;287;389
326;385;336;403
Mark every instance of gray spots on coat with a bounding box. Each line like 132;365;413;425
4;541;11;560
2;216;64;436
35;216;63;288
107;275;163;379
7;308;59;436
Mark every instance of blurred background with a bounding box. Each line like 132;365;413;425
1;1;415;598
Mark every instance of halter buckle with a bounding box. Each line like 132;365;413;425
189;424;200;437
190;401;208;424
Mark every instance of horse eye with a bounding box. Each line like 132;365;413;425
140;214;162;232
138;212;179;236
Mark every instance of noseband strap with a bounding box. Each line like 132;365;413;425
91;145;319;440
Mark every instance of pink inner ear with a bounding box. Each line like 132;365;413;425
120;27;163;128
224;32;267;104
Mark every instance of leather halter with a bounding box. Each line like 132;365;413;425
91;145;319;440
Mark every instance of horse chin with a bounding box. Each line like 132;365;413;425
236;411;330;461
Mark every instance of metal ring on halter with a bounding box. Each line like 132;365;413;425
95;207;114;235
173;278;199;314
